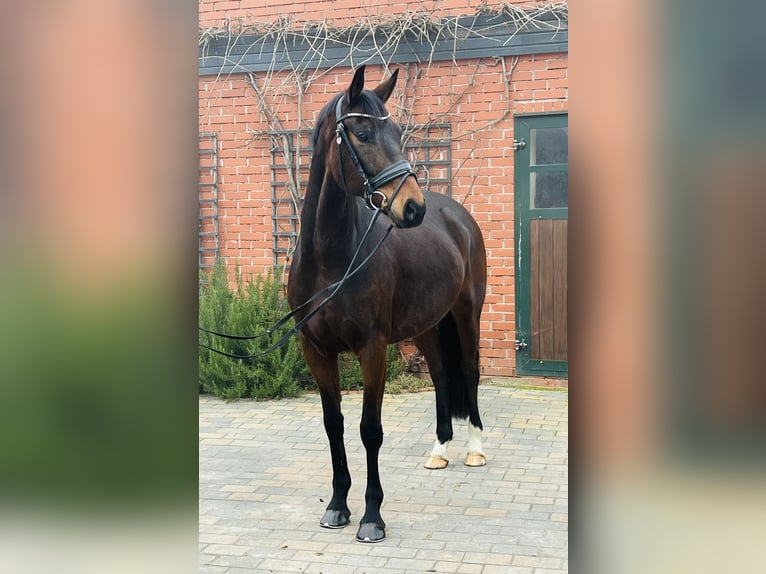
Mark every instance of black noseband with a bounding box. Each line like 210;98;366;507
335;96;417;210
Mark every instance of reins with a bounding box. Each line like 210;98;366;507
199;206;393;360
199;95;415;360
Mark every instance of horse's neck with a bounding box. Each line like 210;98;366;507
299;165;357;274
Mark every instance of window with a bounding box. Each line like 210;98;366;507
529;126;568;209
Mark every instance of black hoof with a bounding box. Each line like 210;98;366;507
355;521;386;543
319;508;350;529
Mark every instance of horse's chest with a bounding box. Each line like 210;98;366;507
302;292;386;352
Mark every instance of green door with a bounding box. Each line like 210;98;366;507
514;114;568;377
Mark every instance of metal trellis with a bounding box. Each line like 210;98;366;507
199;132;220;271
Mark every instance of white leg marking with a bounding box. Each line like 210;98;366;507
464;423;487;466
430;438;450;459
467;423;485;455
424;438;451;469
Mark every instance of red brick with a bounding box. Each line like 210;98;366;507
535;69;566;80
546;56;569;69
538;88;568;99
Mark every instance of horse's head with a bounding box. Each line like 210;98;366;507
329;66;426;228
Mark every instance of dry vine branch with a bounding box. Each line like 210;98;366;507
202;4;555;165
199;3;567;268
199;2;567;87
449;55;519;141
245;72;303;214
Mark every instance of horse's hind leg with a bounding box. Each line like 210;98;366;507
301;338;351;529
414;328;453;469
452;298;487;467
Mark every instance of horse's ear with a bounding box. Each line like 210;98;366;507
373;68;399;103
348;65;366;105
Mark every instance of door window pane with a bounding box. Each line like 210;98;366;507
531;171;568;208
530;127;568;165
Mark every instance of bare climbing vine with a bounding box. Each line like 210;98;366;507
199;2;567;262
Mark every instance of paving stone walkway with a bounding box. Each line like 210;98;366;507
200;381;568;573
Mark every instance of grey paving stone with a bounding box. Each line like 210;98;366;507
200;382;568;573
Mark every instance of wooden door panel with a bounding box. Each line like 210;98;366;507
530;218;568;361
538;219;555;359
529;220;541;356
553;219;568;360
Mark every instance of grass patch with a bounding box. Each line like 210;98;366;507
483;377;568;392
386;373;432;395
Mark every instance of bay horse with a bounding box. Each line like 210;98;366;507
286;66;487;543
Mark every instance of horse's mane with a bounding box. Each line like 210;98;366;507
311;90;388;150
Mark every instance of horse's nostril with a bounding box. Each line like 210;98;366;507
404;200;416;221
403;199;425;226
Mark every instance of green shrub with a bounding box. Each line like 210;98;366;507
199;260;410;400
199;262;311;400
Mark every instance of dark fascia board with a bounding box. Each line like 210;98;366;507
199;12;567;76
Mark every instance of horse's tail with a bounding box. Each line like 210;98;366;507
438;312;471;420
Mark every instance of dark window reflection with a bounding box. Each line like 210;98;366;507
532;171;568;208
532;127;568;165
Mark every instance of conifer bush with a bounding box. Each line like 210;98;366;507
199;262;311;400
199;260;413;400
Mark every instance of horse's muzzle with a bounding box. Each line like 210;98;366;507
402;198;426;227
384;175;426;228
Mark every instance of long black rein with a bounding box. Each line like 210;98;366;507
199;95;416;361
198;207;392;360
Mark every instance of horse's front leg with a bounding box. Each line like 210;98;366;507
356;342;388;543
302;339;351;529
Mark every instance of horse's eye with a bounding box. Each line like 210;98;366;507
355;131;370;142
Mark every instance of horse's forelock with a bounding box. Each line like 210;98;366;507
354;90;386;116
311;90;388;149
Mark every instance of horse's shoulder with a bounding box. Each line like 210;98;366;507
427;195;476;231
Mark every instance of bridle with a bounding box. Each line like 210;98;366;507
334;96;416;210
198;96;420;360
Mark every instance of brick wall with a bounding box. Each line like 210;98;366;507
199;0;568;377
200;0;536;30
